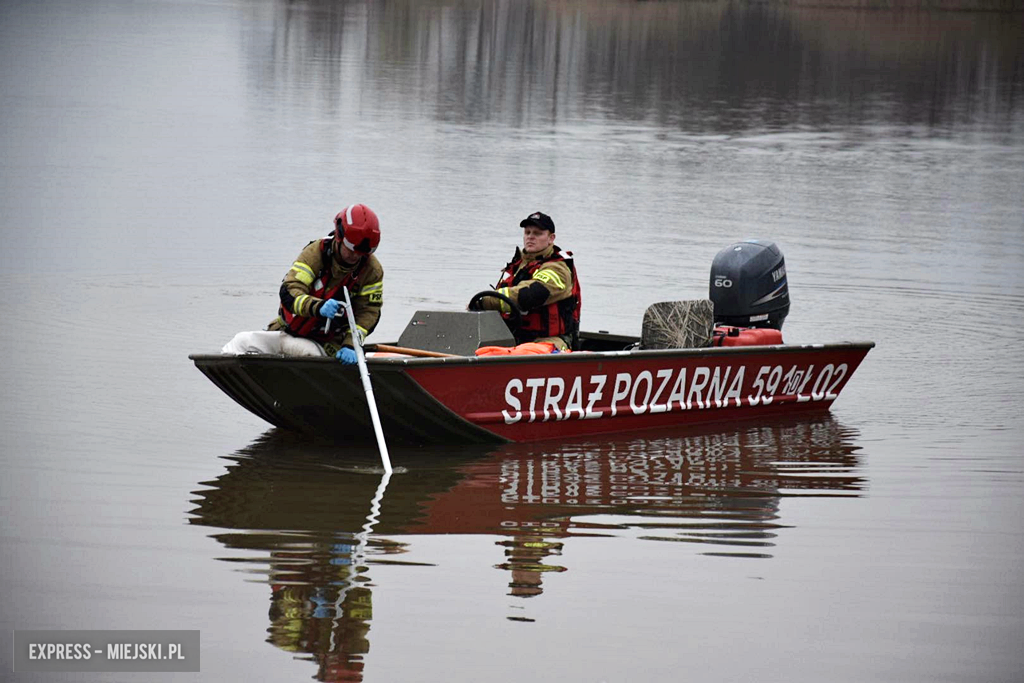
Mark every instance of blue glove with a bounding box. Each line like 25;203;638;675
319;299;341;318
336;347;357;364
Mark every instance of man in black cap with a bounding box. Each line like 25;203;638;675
473;211;581;351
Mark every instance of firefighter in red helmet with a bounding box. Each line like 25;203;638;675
222;204;385;363
472;211;581;351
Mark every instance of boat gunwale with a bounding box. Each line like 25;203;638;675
189;339;876;368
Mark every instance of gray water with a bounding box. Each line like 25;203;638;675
2;1;1023;681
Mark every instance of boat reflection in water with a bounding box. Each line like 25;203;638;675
189;415;864;680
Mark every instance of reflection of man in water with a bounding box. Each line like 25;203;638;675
496;530;566;598
265;542;374;682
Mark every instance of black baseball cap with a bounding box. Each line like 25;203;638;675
520;211;555;232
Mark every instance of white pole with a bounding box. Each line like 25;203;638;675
342;286;393;474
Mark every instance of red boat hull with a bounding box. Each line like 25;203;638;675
406;343;871;442
192;340;872;444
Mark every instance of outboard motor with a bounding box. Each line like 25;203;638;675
709;240;789;329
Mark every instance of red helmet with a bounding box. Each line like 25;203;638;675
333;204;380;255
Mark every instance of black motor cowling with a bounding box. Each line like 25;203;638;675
709;240;789;329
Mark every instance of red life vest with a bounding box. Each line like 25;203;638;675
279;237;367;343
497;246;582;348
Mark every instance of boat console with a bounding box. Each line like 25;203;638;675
397;310;515;356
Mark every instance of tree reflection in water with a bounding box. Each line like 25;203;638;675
189;414;864;681
245;0;1022;132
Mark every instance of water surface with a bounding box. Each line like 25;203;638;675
1;1;1022;681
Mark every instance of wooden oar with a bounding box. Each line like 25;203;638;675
341;286;393;474
365;344;456;358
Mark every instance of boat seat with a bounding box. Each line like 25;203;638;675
640;300;715;350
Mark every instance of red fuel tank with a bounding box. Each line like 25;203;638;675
712;326;784;347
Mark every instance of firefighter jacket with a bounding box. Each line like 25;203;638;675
484;244;581;348
267;237;384;350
